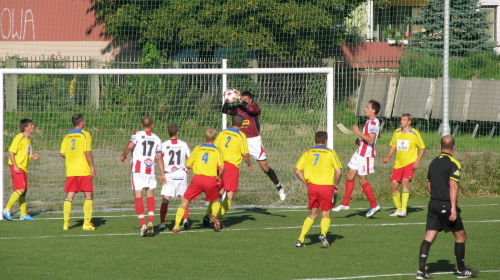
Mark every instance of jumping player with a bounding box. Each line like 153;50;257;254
222;90;286;201
120;117;164;237
158;123;191;231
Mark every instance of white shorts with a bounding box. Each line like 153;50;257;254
160;170;188;197
131;173;157;191
247;136;267;161
347;153;375;176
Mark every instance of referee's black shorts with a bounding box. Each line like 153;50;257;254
426;200;464;233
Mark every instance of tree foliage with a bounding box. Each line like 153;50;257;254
404;0;495;56
87;0;389;59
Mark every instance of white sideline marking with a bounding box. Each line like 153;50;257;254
297;269;500;280
0;219;498;240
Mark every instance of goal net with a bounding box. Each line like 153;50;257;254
1;67;333;213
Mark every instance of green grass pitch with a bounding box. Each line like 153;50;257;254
0;197;498;280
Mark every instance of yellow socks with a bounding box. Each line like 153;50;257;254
64;198;72;225
320;217;331;237
174;206;186;229
220;199;232;218
5;190;21;211
83;199;93;225
211;201;221;218
298;217;314;243
401;190;410;212
392;192;401;211
19;194;27;216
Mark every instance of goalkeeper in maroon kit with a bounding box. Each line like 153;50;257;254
222;91;286;201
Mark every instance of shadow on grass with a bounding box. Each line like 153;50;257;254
427;259;456;273
305;233;344;247
71;217;107;229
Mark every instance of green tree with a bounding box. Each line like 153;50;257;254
405;0;495;56
87;0;389;59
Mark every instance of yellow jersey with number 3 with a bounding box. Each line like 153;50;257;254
186;143;222;178
214;128;249;167
296;145;343;185
389;128;425;169
60;129;92;177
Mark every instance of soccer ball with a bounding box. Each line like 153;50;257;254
223;88;241;103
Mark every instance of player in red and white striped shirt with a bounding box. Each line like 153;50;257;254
121;117;165;237
333;100;381;217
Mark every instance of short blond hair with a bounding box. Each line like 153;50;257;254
401;113;412;122
205;128;217;142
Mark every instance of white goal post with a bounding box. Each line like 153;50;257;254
0;67;333;217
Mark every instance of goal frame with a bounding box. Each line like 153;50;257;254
0;67;334;218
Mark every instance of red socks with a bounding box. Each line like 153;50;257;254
361;182;377;208
341;179;355;206
134;197;145;227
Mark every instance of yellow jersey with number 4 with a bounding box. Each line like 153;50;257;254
186;143;222;178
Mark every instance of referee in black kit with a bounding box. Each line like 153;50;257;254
416;135;479;279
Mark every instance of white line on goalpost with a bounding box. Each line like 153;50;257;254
0;67;334;219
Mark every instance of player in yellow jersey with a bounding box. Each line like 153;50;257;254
295;131;342;248
202;115;252;228
383;114;426;218
60;114;96;230
171;128;225;233
3;119;40;221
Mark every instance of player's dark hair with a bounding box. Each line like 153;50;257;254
168;123;179;137
315;131;328;144
232;114;244;127
241;91;254;99
441;135;455;150
142;116;153;128
19;118;33;132
369;100;381;115
72;114;85;127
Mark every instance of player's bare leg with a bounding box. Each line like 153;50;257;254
258;160;286;201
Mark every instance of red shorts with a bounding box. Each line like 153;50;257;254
10;165;27;191
65;176;94;193
307;183;334;211
390;163;415;182
220;162;240;192
184;175;219;202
